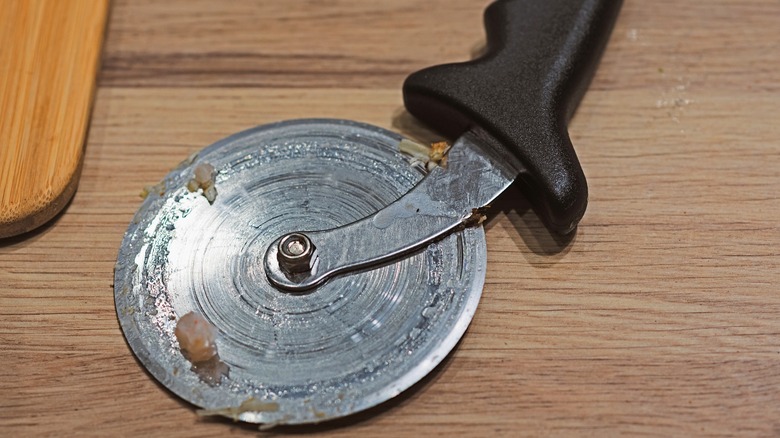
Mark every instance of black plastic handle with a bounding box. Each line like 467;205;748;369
403;0;622;234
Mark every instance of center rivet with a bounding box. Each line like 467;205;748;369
277;233;315;274
285;239;306;256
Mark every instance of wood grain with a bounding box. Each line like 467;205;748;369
1;0;779;436
0;0;108;237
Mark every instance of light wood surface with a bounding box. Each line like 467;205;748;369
2;0;779;436
0;0;108;237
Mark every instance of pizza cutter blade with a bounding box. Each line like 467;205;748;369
114;0;622;426
115;119;487;424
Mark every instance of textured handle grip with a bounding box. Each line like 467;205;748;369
403;0;622;234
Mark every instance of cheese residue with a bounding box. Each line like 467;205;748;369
187;162;217;204
175;311;218;363
175;311;230;385
196;397;279;421
398;139;450;170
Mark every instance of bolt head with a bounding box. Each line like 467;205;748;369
277;233;316;274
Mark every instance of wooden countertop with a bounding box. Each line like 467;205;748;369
2;0;778;435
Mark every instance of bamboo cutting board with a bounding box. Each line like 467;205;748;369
0;0;108;238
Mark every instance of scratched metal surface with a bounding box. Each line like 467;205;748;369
113;119;486;424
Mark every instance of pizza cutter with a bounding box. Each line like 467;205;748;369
114;0;622;425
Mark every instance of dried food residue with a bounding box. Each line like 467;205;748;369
196;397;279;421
177;151;199;169
463;206;489;228
175;311;229;385
140;181;166;199
398;139;450;171
187;162;218;204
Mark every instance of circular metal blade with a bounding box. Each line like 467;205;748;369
114;119;486;424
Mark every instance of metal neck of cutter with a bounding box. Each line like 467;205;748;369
264;128;523;291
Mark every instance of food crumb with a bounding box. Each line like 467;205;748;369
177;151;199;169
187;162;218;204
203;184;217;204
140;181;166;199
196;397;279;421
175;311;230;385
175;311;218;363
398;139;450;170
428;141;449;170
313;408;327;419
463;206;489;227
